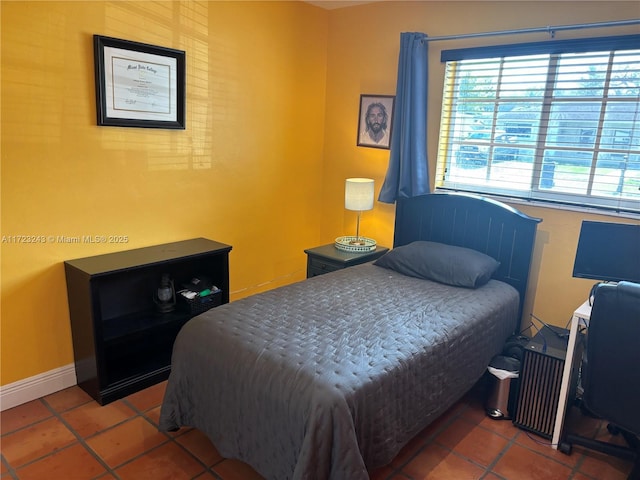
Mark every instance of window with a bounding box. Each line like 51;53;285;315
435;35;640;214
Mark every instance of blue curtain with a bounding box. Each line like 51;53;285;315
378;32;430;203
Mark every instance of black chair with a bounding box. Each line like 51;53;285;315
560;281;640;479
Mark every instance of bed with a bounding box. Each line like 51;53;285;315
159;192;541;480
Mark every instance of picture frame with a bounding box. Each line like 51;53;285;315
93;35;186;129
357;94;395;149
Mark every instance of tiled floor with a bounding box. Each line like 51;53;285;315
0;378;634;480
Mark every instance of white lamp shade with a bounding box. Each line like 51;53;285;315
345;178;374;211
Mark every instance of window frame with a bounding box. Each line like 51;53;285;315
435;34;640;216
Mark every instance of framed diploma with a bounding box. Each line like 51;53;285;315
94;35;186;129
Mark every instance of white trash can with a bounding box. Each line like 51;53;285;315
486;355;520;420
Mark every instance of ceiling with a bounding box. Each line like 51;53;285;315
303;1;379;10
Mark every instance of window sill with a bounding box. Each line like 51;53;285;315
435;187;640;220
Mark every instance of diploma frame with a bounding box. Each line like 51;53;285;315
94;35;186;129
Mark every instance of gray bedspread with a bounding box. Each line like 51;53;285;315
159;262;519;480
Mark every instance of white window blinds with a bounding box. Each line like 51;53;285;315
435;35;640;214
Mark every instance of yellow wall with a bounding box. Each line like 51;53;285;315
320;1;640;333
1;0;328;385
1;0;639;389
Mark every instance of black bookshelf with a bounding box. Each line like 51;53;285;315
64;238;232;404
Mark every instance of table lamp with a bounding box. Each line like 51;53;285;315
335;178;377;252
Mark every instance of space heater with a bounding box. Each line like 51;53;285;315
513;325;582;438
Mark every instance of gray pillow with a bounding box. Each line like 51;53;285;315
373;241;500;288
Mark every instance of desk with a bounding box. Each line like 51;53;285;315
551;300;591;449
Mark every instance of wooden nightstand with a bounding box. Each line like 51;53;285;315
304;244;389;278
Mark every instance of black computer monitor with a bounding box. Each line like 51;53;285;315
572;220;640;284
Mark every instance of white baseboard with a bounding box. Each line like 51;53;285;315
0;364;77;411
